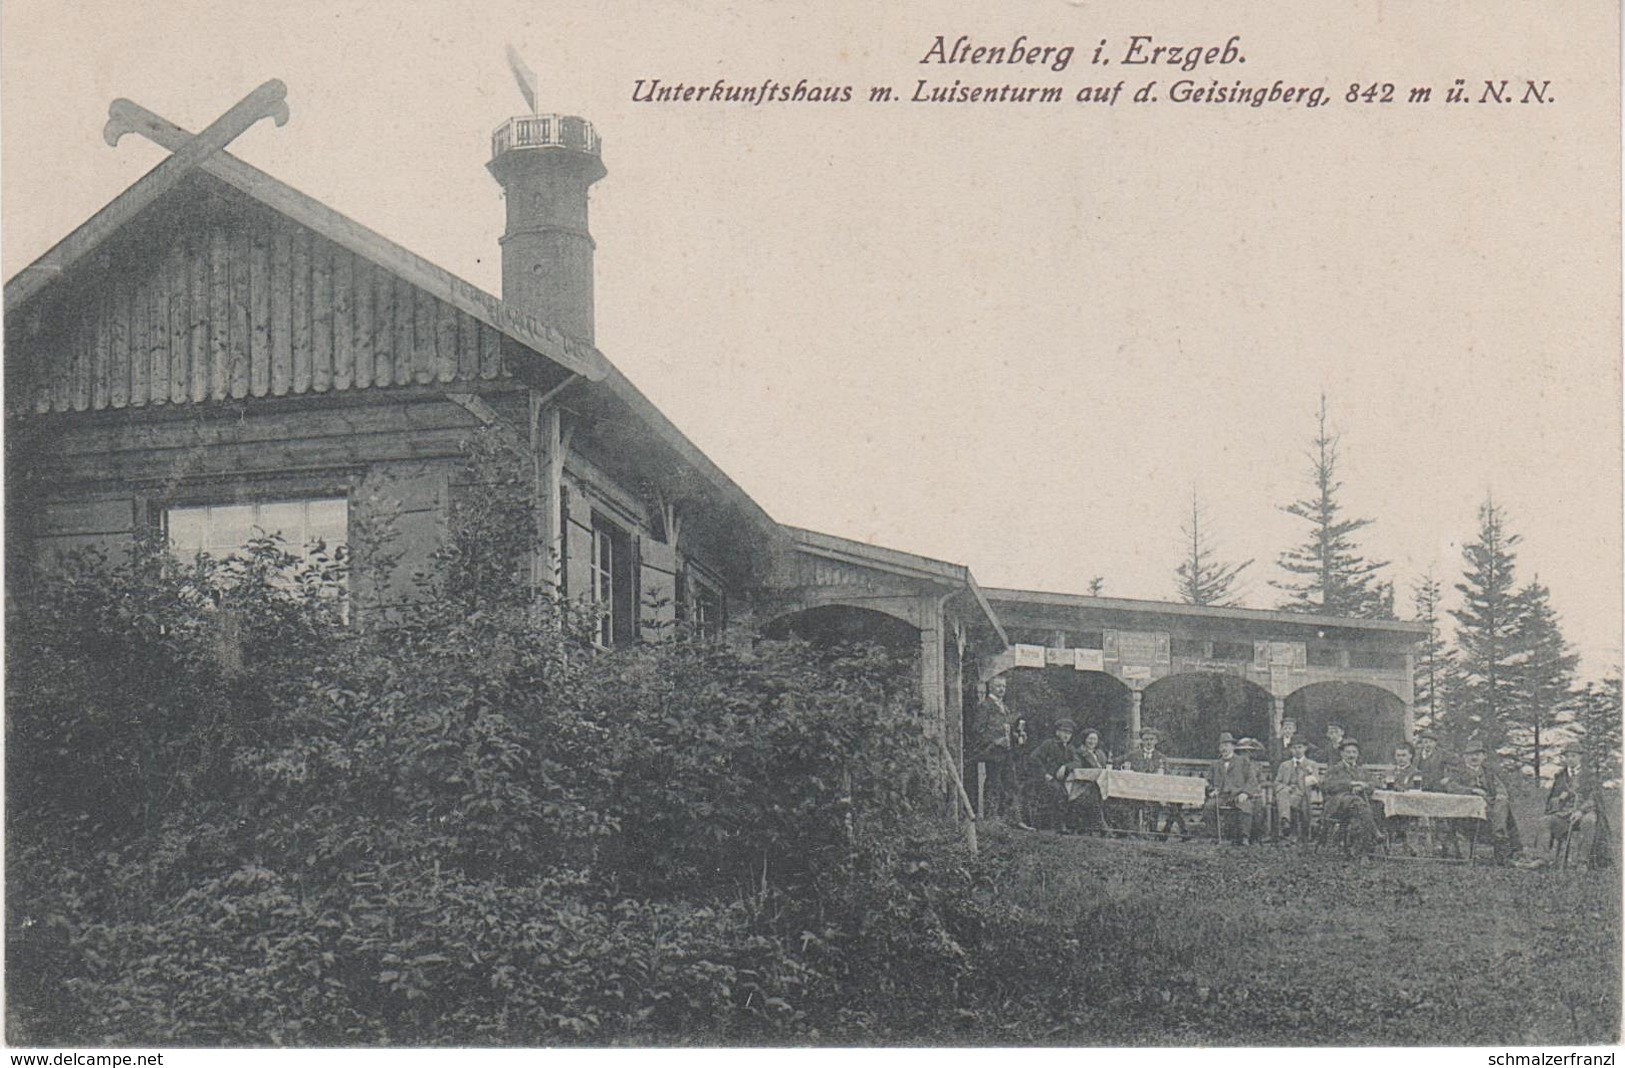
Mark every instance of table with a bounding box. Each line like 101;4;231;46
1372;789;1487;820
1066;767;1207;806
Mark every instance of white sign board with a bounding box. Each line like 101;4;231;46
1074;648;1105;672
1012;644;1047;669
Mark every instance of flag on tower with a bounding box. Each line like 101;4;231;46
505;44;538;113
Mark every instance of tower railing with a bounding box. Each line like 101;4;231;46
491;115;601;158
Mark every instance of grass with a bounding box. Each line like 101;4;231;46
971;798;1621;1046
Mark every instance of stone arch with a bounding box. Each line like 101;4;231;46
1285;681;1408;763
1141;671;1275;760
1005;669;1135;759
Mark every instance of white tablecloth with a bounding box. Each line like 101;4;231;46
1067;767;1207;806
1373;789;1488;820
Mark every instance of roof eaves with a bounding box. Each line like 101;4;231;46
983;586;1432;635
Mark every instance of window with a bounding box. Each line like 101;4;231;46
590;514;634;647
163;496;349;643
692;581;725;641
166;497;347;565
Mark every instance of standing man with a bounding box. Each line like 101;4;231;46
1322;738;1380;858
1204;732;1260;845
1318;721;1347;767
971;674;1030;827
1273;736;1318;842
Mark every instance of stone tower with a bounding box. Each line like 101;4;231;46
487;113;605;344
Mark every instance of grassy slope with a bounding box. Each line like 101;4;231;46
976;806;1621;1046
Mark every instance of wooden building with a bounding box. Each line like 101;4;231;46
4;94;1422;797
3;99;1007;793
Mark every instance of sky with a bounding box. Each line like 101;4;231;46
4;0;1620;677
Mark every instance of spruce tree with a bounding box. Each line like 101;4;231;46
1505;578;1579;779
1272;395;1393;619
1174;490;1252;607
1410;570;1454;733
1448;497;1524;755
1571;675;1623;784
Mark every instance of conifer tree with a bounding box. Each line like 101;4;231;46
1571;674;1623;784
1410;570;1454;733
1448;497;1524;755
1086;576;1106;597
1504;578;1579;779
1272;395;1393;619
1174;490;1252;607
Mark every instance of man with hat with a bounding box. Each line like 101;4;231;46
1449;738;1514;864
1321;737;1380;857
1273;736;1319;842
1121;727;1185;837
968;674;1031;827
1027;718;1084;832
1203;732;1260;845
1414;729;1451;791
1534;747;1602;866
1381;743;1425;855
1317;721;1347;766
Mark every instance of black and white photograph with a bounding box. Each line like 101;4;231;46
3;0;1620;1054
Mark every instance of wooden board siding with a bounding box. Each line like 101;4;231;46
15;212;508;415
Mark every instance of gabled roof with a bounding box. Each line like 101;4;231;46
786;525;1008;646
4;135;608;384
3;121;789;564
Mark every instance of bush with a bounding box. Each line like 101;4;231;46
14;432;1259;1045
5;433;952;1044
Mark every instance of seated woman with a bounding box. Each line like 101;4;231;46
1072;728;1112;834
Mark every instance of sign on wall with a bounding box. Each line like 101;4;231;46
1074;648;1105;672
1012;644;1047;669
1111;630;1170;666
1257;641;1306;668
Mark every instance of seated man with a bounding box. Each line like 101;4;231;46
1535;748;1600;866
1026;718;1083;832
1447;739;1514;864
1203;732;1259;845
1273;737;1318;842
1234;738;1270;843
1120;727;1182;836
1414;730;1451;790
1321;738;1380;858
1414;730;1457;856
1381;742;1425;855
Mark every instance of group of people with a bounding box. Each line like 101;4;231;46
970;678;1610;869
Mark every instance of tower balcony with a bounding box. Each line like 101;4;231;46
490;114;602;161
